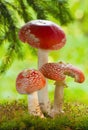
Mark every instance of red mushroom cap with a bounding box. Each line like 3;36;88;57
40;62;66;81
16;69;46;94
40;62;85;83
64;64;85;83
19;20;66;50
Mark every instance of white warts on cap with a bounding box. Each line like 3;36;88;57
16;78;30;94
22;69;30;77
52;37;66;50
25;28;40;44
61;38;66;43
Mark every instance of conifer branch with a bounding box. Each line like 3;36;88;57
26;0;47;19
0;1;24;74
0;0;73;74
17;0;33;22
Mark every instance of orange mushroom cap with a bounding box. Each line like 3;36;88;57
16;69;46;94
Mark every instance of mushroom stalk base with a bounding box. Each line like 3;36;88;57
28;92;44;118
38;49;50;113
50;81;65;117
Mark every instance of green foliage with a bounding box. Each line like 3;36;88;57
0;0;24;74
0;0;73;74
48;0;73;25
0;100;88;130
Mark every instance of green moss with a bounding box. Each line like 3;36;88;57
0;100;88;130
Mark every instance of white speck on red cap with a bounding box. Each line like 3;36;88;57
16;69;46;94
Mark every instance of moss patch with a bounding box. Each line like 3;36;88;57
0;100;88;130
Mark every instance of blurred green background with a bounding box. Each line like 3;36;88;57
0;0;88;104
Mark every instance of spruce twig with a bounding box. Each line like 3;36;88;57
0;0;73;74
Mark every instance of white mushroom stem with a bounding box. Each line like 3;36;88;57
38;49;50;113
50;81;65;117
28;92;44;118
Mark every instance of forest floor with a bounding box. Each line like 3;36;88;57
0;99;88;130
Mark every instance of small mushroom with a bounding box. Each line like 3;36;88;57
16;69;46;118
40;62;85;117
19;20;66;114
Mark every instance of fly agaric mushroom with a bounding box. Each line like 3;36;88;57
19;20;66;114
40;62;85;117
16;69;46;118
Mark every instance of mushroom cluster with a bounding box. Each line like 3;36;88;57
16;20;85;118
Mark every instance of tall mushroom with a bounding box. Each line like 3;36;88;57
40;62;85;117
16;69;46;118
19;20;66;114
